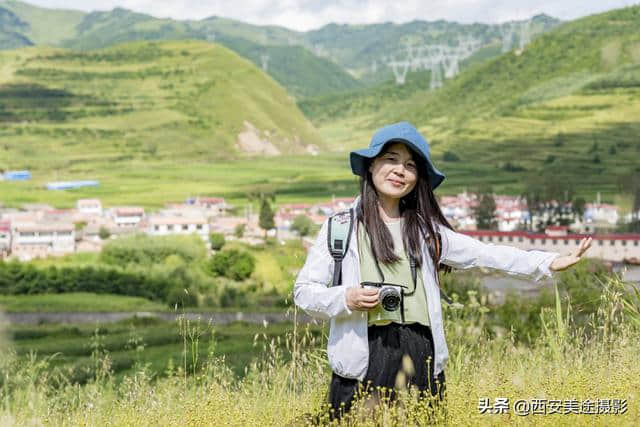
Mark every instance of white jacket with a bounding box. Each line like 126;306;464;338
293;197;560;380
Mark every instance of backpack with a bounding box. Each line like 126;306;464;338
327;208;453;304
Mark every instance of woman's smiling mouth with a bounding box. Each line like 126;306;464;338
387;178;405;186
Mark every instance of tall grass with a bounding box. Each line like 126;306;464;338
1;273;639;425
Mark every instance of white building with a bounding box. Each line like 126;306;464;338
10;222;75;261
463;226;640;263
187;197;230;216
77;199;103;216
147;215;209;240
111;207;145;228
0;221;11;256
584;203;619;225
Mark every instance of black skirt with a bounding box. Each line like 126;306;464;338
328;322;446;420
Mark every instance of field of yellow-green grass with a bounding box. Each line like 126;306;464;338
1;273;639;426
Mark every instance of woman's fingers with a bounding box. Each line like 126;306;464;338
346;287;380;311
576;237;592;257
359;300;379;309
359;293;380;303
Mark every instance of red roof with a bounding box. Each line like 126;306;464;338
545;225;568;230
198;197;225;204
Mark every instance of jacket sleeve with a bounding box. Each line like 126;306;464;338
437;224;561;282
293;218;353;320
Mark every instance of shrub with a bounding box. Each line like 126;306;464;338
219;286;248;308
209;233;226;251
101;234;206;266
209;249;256;280
98;227;111;240
166;286;198;308
234;223;246;238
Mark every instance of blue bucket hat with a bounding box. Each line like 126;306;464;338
350;121;445;190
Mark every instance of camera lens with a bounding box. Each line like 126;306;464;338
379;287;401;311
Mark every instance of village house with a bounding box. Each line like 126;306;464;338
147;214;210;240
439;193;477;229
494;195;529;232
279;203;313;217
463;225;640;263
584;202;619;232
10;222;75;261
42;208;76;224
0;221;11;257
76;199;103;216
186;197;230;216
109;207;145;228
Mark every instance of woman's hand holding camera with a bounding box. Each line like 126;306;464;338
346;287;380;311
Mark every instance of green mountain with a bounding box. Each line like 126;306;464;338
0;4;32;48
301;14;560;83
0;0;84;45
0;40;323;173
330;5;640;199
0;2;362;99
0;1;561;98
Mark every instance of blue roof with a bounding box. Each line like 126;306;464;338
4;170;31;180
46;180;100;190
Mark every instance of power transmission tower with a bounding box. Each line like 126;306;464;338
500;22;517;52
387;56;410;85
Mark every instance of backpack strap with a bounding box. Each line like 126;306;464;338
327;208;354;287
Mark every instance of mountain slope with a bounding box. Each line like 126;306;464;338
387;6;640;124
0;1;561;97
348;5;640;197
0;2;362;99
0;40;323;173
0;0;84;45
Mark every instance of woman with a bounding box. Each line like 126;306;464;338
293;121;592;420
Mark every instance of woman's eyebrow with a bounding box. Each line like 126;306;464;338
385;150;413;161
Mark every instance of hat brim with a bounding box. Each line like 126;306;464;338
349;139;445;190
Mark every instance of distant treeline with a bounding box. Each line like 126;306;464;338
0;261;171;301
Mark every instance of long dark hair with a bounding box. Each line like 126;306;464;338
356;141;454;285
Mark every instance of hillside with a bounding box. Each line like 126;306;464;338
306;6;640;208
0;2;362;99
0;1;561;97
301;14;560;83
0;40;323;169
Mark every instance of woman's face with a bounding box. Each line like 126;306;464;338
368;142;418;201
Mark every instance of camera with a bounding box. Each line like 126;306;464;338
360;282;405;311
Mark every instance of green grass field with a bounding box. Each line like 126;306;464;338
1;273;638;425
2;316;321;380
0;293;166;312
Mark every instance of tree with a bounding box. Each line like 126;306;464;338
209;249;255;281
247;186;276;239
98;226;111;240
524;170;576;231
472;185;497;230
209;233;225;251
572;197;586;222
291;215;314;241
234;223;246;238
259;198;275;239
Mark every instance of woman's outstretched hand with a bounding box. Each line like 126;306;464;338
549;237;593;272
346;287;380;311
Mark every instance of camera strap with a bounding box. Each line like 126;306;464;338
327;210;453;304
